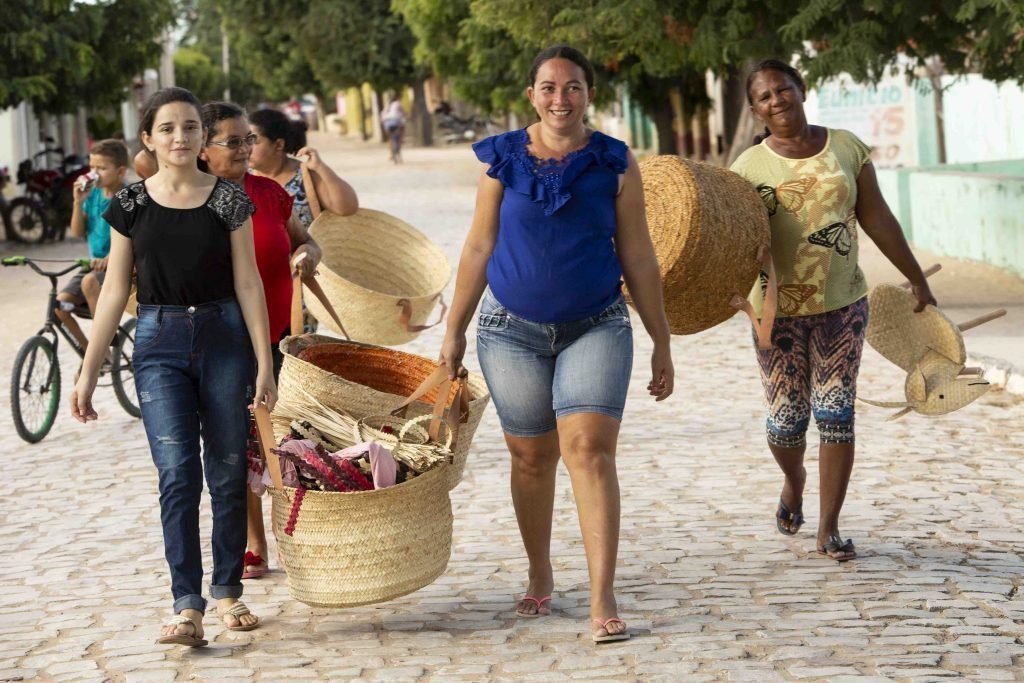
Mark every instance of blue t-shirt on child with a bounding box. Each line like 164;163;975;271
472;128;628;324
82;186;113;258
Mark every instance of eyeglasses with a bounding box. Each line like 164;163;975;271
207;133;258;150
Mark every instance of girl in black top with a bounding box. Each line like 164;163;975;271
71;87;276;647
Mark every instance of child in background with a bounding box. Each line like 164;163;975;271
57;139;129;367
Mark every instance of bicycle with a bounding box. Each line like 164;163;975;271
2;256;140;443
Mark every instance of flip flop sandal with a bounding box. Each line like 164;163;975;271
817;535;856;562
242;551;268;579
220;601;260;632
776;498;805;536
592;617;631;643
156;615;207;647
515;595;551;618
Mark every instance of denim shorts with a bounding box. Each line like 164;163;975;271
476;288;633;437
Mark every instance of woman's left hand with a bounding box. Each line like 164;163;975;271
252;369;278;413
296;146;322;171
648;343;674;401
291;244;319;279
911;280;938;312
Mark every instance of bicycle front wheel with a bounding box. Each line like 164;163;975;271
112;318;141;418
8;198;47;244
11;335;61;443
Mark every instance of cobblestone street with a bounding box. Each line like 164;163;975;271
1;134;1023;682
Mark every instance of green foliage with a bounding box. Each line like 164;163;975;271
0;0;174;113
174;46;224;103
778;0;1024;86
300;0;417;92
395;0;532;114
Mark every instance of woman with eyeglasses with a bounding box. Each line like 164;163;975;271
198;102;322;581
249;108;358;229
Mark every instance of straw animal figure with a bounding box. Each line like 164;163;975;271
860;264;1006;419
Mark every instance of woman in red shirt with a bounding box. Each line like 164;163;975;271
199;102;321;580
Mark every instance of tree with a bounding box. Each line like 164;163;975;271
178;0;266;107
300;0;416;93
173;47;224;103
394;0;533;115
0;0;175;114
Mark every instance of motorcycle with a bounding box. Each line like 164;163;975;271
0;166;12;241
10;138;88;244
433;103;503;145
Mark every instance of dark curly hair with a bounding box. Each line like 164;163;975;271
745;59;807;144
250;108;308;155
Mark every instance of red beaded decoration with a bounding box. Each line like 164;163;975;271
284;487;306;536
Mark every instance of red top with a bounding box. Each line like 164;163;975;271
245;173;294;343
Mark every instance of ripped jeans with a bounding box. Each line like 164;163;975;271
133;298;254;614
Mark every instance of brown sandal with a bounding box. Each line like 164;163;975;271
156;615;207;647
219;601;260;631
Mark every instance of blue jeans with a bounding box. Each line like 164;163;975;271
476;288;634;436
133;298;254;614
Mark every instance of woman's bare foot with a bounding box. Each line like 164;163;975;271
217;598;259;630
515;567;554;617
591;592;629;641
157;608;205;647
777;466;807;534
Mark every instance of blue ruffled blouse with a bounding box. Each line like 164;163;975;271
473;128;629;323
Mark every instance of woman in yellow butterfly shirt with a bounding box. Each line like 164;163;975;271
730;59;935;561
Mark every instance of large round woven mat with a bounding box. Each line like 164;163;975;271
866;284;965;371
305;209;451;346
637;156;770;335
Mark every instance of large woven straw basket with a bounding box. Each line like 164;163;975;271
253;407;452;608
638;156;770;334
304;209;451;346
277;335;489;490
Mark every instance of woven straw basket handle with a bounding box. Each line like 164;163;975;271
253;404;284;490
289;163;351;340
730;245;778;349
391;365;470;451
397;294;449;333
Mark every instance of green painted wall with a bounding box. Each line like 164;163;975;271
878;166;1024;276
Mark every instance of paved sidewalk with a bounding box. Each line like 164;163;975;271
1;135;1022;682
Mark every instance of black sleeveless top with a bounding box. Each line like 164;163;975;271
104;179;255;306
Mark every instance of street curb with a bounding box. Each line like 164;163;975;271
969;353;1024;397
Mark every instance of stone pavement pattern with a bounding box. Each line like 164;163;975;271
1;135;1023;683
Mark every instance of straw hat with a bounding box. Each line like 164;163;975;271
637;156;770;335
304;209;451;346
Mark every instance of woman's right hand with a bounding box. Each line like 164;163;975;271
439;332;467;380
70;374;99;423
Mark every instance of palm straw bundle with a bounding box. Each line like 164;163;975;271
303;209;451;346
279;335;489;490
637;156;771;334
271;376;450;473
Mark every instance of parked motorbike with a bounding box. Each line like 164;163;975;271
0;166;11;239
434;102;503;145
10;139;88;244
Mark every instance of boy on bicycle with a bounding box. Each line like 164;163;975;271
56;139;129;364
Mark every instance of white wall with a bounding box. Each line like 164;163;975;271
940;74;1024;164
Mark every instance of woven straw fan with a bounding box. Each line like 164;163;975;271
861;264;1007;419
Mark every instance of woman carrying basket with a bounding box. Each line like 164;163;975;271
439;45;674;643
196;101;323;581
70;87;277;646
730;59;936;561
248;108;359;228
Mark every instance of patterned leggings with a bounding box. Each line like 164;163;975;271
754;297;869;448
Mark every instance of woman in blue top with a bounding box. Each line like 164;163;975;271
440;45;674;643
